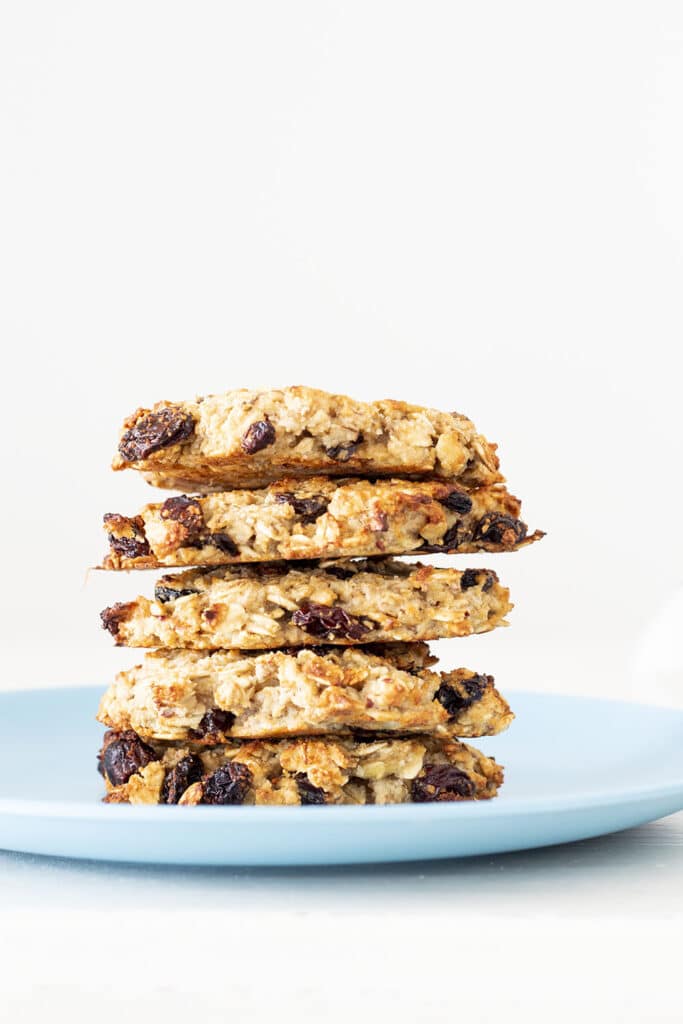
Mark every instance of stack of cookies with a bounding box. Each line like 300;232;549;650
96;386;543;806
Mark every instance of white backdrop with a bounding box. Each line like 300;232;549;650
1;1;682;707
2;7;683;1024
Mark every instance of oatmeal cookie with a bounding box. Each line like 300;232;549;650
97;644;513;741
112;386;502;490
101;477;542;570
99;729;504;805
100;560;512;650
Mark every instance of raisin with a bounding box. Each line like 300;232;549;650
296;774;327;805
462;674;490;701
118;406;195;461
440;523;461;549
325;434;363;461
274;491;330;524
434;674;489;716
104;514;150;560
107;534;151;560
189;707;236;740
241;418;276;454
161;754;204;804
412;764;476;802
420;522;461;552
160;495;205;542
154;584;199;604
202;762;253;805
352;728;413;742
460;569;479;589
207;532;239;555
100;602;135;638
278;644;329;656
100;730;159;787
474;512;527;547
440;490;473;515
323;565;356;581
434;684;466;716
460;569;496;591
291;603;369;641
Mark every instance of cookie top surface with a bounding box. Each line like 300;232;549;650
112;386;502;490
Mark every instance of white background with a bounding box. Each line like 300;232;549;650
1;1;683;702
1;3;682;1022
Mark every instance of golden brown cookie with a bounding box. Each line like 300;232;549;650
112;386;502;491
100;560;512;650
101;476;542;570
99;729;504;805
97;644;513;741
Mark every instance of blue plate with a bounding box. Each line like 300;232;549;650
1;686;681;865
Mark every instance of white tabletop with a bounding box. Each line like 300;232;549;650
2;811;681;1023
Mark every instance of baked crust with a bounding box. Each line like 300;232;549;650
100;559;512;650
97;644;513;741
99;729;504;805
111;386;502;491
101;477;543;570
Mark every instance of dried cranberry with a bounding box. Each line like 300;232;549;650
434;674;489;716
291;603;369;641
274;491;330;524
440;490;473;514
161;754;204;804
296;775;327;805
325;434;363;461
202;762;252;805
412;764;476;802
119;406;195;461
241;418;276;454
100;602;135;638
160;495;205;542
189;707;236;740
206;532;239;555
474;512;527;547
100;730;159;786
